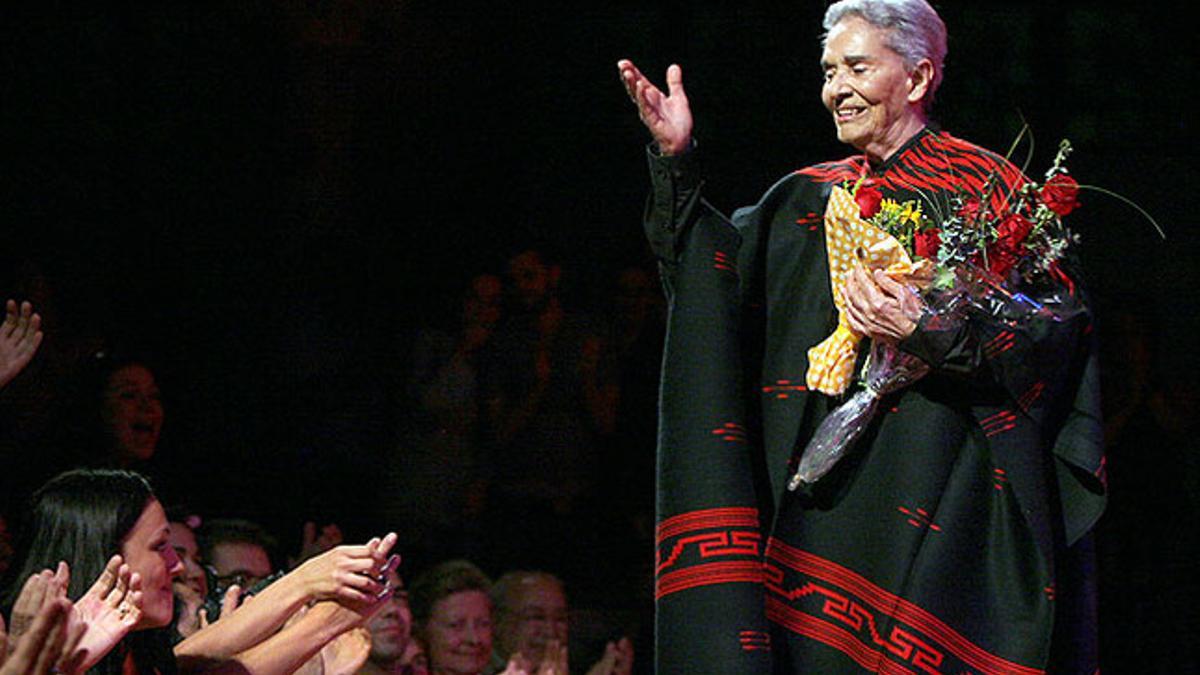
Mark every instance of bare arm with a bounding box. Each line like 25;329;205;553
177;602;368;675
174;534;396;661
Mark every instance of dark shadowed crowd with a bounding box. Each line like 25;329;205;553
2;244;1197;673
0;246;659;675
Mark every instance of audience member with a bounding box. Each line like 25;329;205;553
4;468;188;675
392;273;503;565
477;248;615;579
357;568;418;675
5;468;401;675
488;571;632;675
45;353;169;488
409;560;493;675
197;518;277;595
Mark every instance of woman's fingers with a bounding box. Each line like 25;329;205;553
220;584;242;618
106;564;132;607
88;555;123;602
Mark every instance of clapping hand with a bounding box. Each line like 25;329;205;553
584;637;634;675
1;596;82;675
2;567;87;675
71;556;143;671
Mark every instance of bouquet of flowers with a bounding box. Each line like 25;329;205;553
789;139;1091;489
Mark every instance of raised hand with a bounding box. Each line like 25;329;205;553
2;567;86;675
0;300;43;389
617;60;694;156
5;572;54;654
0;597;82;675
582;636;634;675
70;556;143;672
498;655;532;675
534;640;568;675
291;533;399;609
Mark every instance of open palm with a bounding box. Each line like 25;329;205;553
617;60;693;156
71;557;143;672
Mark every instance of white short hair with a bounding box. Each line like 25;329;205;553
823;0;947;109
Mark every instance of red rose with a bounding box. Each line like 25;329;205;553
994;213;1033;248
986;214;1034;277
958;196;983;223
1040;174;1081;216
914;227;942;259
854;183;883;219
988;247;1020;278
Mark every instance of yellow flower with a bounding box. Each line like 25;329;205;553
902;203;923;225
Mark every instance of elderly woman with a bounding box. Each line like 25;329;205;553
408;560;496;675
619;0;1102;673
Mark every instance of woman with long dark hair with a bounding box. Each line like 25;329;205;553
7;468;402;675
5;468;182;675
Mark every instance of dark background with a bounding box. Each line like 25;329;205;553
2;0;1197;668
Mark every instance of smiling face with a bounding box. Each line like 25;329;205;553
121;499;184;629
495;576;568;665
821;15;930;163
167;521;208;599
367;570;414;665
424;590;493;675
208;541;273;592
101;364;164;464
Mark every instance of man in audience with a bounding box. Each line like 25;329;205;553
478;248;614;578
489;571;632;675
358;569;424;675
198;518;277;595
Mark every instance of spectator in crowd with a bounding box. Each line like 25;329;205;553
488;571;632;675
4;468;192;675
357;568;420;675
409;560;493;675
477;248;615;578
6;468;400;675
392;273;503;564
47;353;168;488
197;518;277;596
